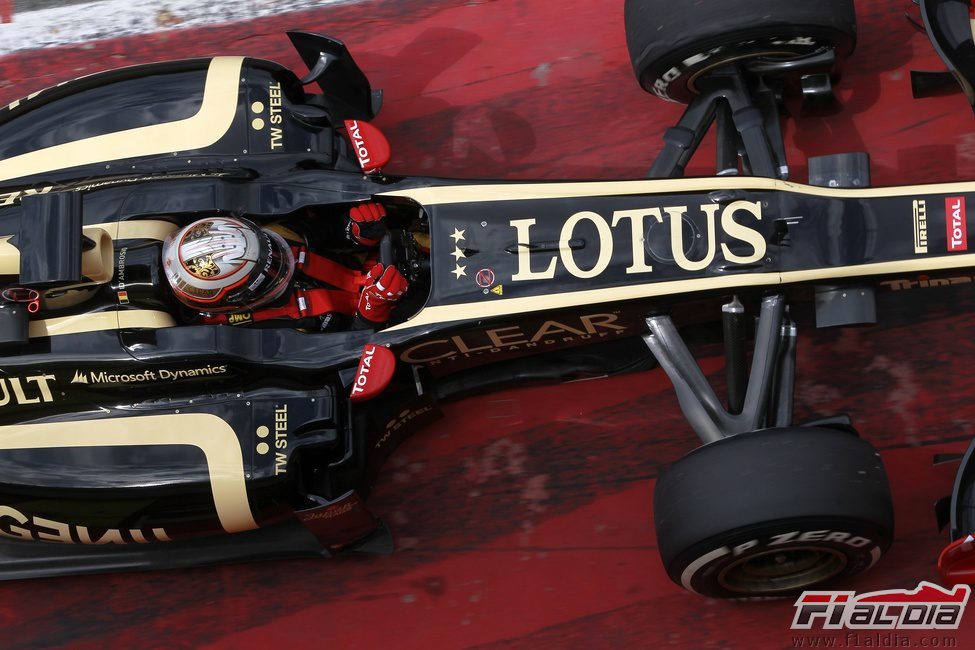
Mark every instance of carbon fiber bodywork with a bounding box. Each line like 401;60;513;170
0;28;971;580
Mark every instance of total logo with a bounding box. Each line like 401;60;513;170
350;345;396;402
946;196;968;253
346;120;373;169
792;582;970;630
343;119;389;173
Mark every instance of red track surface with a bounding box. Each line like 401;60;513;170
1;0;974;647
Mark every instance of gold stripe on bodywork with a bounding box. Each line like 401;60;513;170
0;413;257;533
382;179;975;331
8;219;180;338
387;253;975;332
80;227;113;283
28;310;176;338
0;226;117;279
0;57;244;183
380;178;975;205
0;219;178;283
114;219;179;242
0;235;16;274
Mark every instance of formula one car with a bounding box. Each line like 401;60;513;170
0;0;973;600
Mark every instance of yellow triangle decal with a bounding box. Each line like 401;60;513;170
490;285;503;296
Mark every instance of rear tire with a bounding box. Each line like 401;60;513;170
654;427;894;599
624;0;857;103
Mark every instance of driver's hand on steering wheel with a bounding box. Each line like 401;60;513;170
348;202;387;246
357;263;408;324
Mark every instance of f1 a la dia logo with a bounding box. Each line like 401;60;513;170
792;581;970;630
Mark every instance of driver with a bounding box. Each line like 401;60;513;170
161;203;408;330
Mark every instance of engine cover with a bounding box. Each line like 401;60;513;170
0;56;335;187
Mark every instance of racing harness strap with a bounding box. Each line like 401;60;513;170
293;247;364;294
204;247;365;325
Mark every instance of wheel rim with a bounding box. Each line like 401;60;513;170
717;546;848;594
685;50;809;94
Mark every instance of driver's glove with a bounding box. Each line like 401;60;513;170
357;263;408;325
348;202;387;246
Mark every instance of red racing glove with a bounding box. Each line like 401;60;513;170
357;263;408;324
348;202;387;246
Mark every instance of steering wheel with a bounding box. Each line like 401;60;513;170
379;232;394;268
376;230;428;288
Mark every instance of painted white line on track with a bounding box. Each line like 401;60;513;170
0;0;362;56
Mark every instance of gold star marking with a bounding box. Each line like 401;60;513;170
451;247;466;261
452;264;467;279
450;228;466;243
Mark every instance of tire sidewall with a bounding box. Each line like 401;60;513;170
641;28;848;103
671;518;891;600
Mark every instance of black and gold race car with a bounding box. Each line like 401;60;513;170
1;0;974;600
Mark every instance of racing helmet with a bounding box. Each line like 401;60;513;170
162;216;294;313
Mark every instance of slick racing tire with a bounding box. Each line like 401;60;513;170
654;427;893;599
624;0;857;103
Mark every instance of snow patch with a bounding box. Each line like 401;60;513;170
0;0;361;55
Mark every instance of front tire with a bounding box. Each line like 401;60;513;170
624;0;857;103
654;427;893;599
